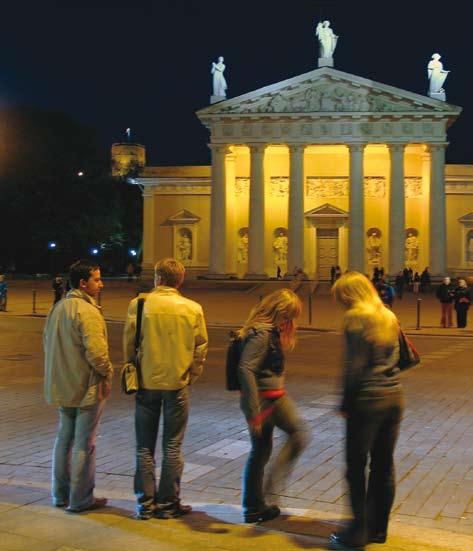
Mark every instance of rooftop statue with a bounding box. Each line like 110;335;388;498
316;20;338;66
211;56;227;98
427;53;449;102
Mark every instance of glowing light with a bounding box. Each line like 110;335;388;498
77;171;84;177
90;247;99;256
48;241;57;250
129;248;137;257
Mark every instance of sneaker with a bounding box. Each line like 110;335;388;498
154;503;192;519
244;505;281;523
66;497;108;513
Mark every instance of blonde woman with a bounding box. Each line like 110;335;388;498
331;272;404;550
238;288;308;523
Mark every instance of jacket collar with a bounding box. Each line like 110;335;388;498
66;288;101;310
151;285;181;296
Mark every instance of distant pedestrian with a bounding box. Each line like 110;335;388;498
454;278;471;328
330;265;336;285
335;265;342;280
436;276;455;328
277;265;282;279
394;271;404;299
238;289;308;523
52;275;64;303
420;267;431;293
126;262;135;282
412;272;420;293
123;258;208;520
0;275;7;311
376;279;395;308
43;260;112;512
331;272;404;549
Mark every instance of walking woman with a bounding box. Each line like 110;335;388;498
454;278;471;328
238;288;308;523
331;272;404;550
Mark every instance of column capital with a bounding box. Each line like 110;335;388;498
207;143;232;155
347;143;366;153
287;143;306;154
248;143;267;155
387;143;406;153
428;142;449;153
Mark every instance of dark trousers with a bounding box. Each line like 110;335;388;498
440;303;453;327
134;387;189;517
242;394;308;512
456;304;469;328
344;389;404;545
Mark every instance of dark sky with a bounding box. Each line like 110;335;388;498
1;0;471;166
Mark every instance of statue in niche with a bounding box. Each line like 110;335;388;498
211;56;227;97
405;232;419;264
467;234;473;263
273;230;288;265
315;20;338;59
427;53;449;100
237;230;249;263
177;230;192;263
366;229;382;265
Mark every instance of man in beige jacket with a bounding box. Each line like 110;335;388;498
43;259;113;512
123;258;208;520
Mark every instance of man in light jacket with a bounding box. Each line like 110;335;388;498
123;258;208;520
43;259;113;513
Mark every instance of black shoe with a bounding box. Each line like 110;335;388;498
66;497;108;513
244;505;280;523
154;503;192;519
368;532;387;544
329;532;365;550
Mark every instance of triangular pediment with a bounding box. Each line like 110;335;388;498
305;203;349;217
197;67;461;118
163;209;201;225
459;212;473;223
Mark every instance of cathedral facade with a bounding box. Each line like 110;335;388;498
131;67;473;280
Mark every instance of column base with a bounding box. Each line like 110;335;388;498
244;273;268;280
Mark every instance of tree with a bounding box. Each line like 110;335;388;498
0;107;142;274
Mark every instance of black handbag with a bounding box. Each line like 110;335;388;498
398;329;420;371
121;297;145;394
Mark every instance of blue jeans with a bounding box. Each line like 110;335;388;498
52;400;106;509
134;387;189;517
242;394;308;513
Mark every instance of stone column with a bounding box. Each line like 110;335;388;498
429;144;447;276
348;144;365;272
140;187;156;287
388;144;406;275
288;145;305;272
209;144;228;275
246;144;267;277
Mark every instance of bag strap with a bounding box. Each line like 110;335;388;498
135;297;145;387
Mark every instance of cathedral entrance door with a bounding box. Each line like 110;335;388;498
317;228;338;279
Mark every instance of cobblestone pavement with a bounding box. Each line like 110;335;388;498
1;316;473;550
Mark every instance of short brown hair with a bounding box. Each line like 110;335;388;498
154;258;185;288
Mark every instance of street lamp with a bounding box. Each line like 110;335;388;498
90;247;99;256
129;248;137;257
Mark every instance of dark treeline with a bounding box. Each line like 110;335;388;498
0;107;142;275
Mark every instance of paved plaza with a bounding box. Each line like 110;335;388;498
1;284;473;550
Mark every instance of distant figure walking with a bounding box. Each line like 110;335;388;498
238;289;308;523
0;275;7;311
436;276;455;328
454;278;471;328
52;275;64;304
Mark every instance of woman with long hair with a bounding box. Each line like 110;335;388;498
238;288;308;523
330;272;404;550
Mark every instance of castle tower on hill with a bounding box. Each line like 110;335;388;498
111;129;146;176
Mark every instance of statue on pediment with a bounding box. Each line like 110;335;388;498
427;53;449;101
316;20;338;61
211;56;227;98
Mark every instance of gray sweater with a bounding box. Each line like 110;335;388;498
238;324;285;423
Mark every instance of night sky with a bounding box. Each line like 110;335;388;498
2;0;472;167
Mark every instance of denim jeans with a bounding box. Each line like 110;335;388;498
52;399;106;509
242;394;308;513
134;387;189;517
344;389;404;545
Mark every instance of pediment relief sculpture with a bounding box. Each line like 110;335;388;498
218;81;442;115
